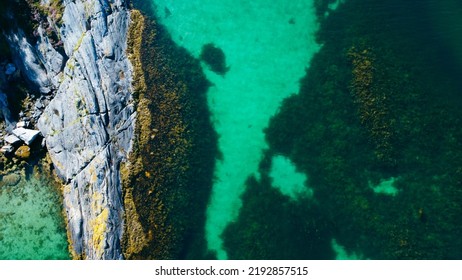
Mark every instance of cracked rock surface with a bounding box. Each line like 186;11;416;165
36;0;135;259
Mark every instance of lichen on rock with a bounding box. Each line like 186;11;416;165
14;145;31;159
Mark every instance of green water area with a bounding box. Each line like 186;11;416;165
0;172;69;259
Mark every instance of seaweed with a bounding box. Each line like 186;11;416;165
123;5;218;260
199;43;229;76
223;151;334;260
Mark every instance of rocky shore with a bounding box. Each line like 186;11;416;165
1;0;136;259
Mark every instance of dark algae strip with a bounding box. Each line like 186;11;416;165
123;4;218;259
200;43;230;76
223;0;462;259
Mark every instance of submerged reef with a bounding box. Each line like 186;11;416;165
123;5;218;259
225;0;462;259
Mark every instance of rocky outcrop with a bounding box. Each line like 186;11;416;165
33;0;135;259
5;28;53;94
12;127;40;145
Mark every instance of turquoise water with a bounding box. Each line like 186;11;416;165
331;239;362;260
149;0;321;259
0;171;69;259
370;177;399;196
269;155;313;201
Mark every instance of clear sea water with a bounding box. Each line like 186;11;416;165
0;172;69;259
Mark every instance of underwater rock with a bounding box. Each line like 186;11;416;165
1;173;21;186
12;128;40;145
14;145;30;159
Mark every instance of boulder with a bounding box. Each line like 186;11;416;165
14;145;30;159
1;172;21;186
4;134;21;145
16;121;29;128
0;145;14;154
12;128;41;145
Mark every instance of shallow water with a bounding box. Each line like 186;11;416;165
0;172;69;259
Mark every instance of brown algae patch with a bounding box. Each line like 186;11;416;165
122;6;218;259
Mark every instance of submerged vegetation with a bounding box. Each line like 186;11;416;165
123;5;218;259
224;0;462;259
199;43;229;76
224;152;333;260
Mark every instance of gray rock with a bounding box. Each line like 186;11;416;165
1;172;21;186
16;121;29;128
34;99;45;110
0;145;15;154
5;29;52;94
12;128;41;145
4;134;21;145
37;0;135;259
35;26;65;88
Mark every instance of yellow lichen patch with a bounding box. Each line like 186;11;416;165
90;208;109;258
88;164;98;184
62;184;71;195
89;189;107;258
74;32;86;52
14;145;31;159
